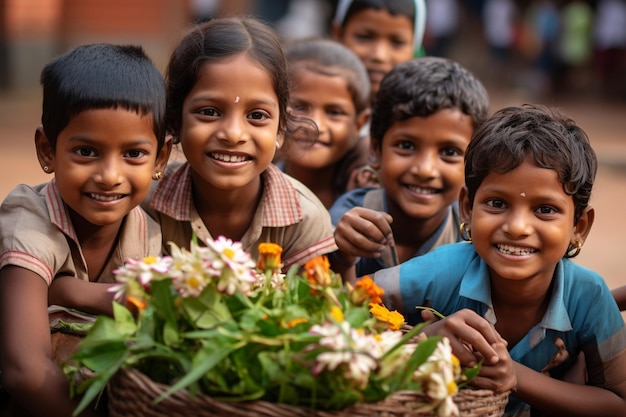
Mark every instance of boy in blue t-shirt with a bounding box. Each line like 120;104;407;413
374;105;626;416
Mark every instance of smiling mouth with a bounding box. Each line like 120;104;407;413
88;193;124;202
209;152;250;163
496;244;537;256
406;185;438;195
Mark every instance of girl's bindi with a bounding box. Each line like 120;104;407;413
234;96;240;103
520;192;526;198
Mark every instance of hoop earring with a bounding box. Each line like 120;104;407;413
153;171;163;181
567;240;583;257
43;165;49;173
459;222;472;242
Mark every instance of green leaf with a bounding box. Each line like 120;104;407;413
71;351;129;416
156;337;245;402
183;287;232;328
163;319;180;346
113;301;137;336
75;315;124;348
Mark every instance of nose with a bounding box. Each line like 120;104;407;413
309;108;327;137
410;152;437;179
218;115;248;144
95;157;122;188
503;208;532;238
370;41;389;63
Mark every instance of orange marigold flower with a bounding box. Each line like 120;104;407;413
126;295;147;313
304;255;332;287
352;276;384;305
284;317;308;328
369;303;405;331
257;242;283;272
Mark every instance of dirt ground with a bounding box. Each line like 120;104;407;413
1;89;625;304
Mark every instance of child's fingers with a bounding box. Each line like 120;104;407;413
335;208;393;256
472;342;517;393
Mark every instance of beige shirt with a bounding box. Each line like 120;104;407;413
145;162;338;269
0;180;162;285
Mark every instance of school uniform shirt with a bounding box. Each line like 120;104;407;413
329;186;461;276
0;180;162;285
146;162;337;270
374;242;626;416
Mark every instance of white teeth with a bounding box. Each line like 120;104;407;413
211;153;248;163
407;185;436;195
90;194;122;202
497;244;535;256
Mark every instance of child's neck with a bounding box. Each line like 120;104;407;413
69;210;122;282
387;200;449;263
491;276;554;347
285;164;337;209
192;178;263;242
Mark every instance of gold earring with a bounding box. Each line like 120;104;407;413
459;222;472;242
153;171;163;181
568;240;583;257
43;165;49;173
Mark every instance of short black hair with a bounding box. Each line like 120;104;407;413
40;43;166;150
465;104;597;226
370;57;489;148
285;37;370;115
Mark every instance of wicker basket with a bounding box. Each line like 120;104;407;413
107;367;509;417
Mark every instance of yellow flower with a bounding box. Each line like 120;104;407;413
330;306;344;323
350;276;384;305
304;255;332;287
257;243;283;272
369;303;405;331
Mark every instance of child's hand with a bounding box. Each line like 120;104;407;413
334;207;393;259
421;308;506;367
470;342;517;393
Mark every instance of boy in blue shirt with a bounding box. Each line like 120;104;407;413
374;105;626;416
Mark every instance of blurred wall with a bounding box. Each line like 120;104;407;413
2;0;191;94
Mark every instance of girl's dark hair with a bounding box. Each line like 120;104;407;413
465;104;597;233
166;17;291;142
370;57;489;148
40;43;167;150
285;37;370;115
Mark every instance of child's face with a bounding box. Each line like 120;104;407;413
374;109;472;225
334;8;414;98
38;108;164;228
465;157;580;284
179;53;281;194
287;65;365;170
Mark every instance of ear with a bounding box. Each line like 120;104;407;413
355;108;370;133
573;206;595;245
34;127;55;174
458;186;472;224
369;136;382;170
275;132;284;150
154;135;173;174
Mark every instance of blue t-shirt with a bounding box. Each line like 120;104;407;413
374;242;626;415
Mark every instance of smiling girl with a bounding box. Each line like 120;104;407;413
145;17;337;270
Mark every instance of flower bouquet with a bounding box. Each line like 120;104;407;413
64;237;507;417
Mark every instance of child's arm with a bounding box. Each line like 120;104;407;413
511;361;626;416
0;266;102;417
48;275;116;316
612;285;626;311
423;310;626;415
333;206;394;262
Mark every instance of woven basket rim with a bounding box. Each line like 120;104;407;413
106;367;509;417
